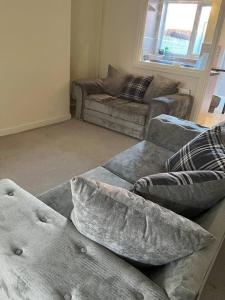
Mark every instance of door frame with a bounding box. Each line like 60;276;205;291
194;0;225;123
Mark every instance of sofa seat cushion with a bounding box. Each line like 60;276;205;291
39;166;133;219
85;95;149;126
0;179;169;300
104;141;174;184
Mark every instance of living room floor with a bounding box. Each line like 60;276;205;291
0;119;224;300
0;119;137;195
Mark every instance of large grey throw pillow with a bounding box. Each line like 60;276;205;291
133;171;225;218
71;177;214;266
143;75;179;104
103;64;128;96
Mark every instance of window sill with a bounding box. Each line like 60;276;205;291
134;61;204;78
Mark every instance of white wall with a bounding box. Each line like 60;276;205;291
99;0;140;75
0;0;71;136
70;0;103;80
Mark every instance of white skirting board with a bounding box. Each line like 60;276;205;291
0;114;71;137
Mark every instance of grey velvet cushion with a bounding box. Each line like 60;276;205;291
0;179;169;300
143;75;179;104
166;123;225;172
39;166;133;219
133;170;225;218
103;64;128;96
71;177;214;266
104;140;174;184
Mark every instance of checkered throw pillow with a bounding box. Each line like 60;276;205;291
166;125;225;172
135;170;225;187
133;170;225;218
120;75;153;101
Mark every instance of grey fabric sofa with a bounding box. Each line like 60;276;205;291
71;79;193;139
37;114;225;300
1;115;224;300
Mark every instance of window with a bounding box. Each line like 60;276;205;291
142;0;212;68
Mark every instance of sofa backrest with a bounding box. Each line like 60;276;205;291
146;115;224;300
195;197;225;299
148;196;225;300
147;114;208;153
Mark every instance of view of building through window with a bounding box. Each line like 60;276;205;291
142;0;212;68
161;3;198;56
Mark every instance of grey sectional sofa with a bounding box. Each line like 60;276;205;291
37;115;225;300
72;79;193;139
1;115;224;300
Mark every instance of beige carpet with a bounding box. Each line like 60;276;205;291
0;119;137;194
0;119;224;299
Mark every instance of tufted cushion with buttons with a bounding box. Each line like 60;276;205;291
0;179;169;300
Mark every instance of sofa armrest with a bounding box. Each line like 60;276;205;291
72;79;104;97
146;114;208;153
151;93;194;120
71;79;104;119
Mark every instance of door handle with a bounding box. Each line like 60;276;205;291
211;68;225;73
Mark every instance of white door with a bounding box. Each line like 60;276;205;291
213;53;225;112
198;8;225;127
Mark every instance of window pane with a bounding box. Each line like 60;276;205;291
141;0;213;69
193;6;212;55
160;3;197;56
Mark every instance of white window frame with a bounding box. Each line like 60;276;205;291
134;0;222;80
146;0;212;59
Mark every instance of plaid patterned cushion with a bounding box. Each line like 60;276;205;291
120;75;153;101
135;171;225;187
166;125;225;172
133;170;225;218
